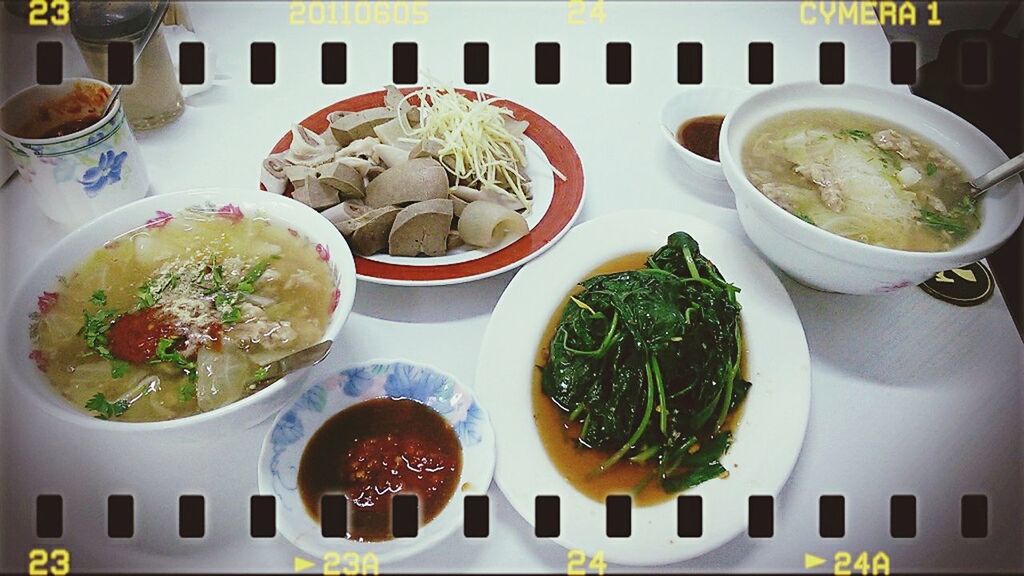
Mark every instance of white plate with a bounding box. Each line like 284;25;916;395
257;359;495;564
476;210;811;566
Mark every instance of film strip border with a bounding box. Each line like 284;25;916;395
33;493;991;540
33;39;998;87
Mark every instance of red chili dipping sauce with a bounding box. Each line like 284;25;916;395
298;397;462;541
15;81;109;139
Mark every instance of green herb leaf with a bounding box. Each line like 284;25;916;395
136;282;155;308
919;209;966;235
926;162;938;176
90;289;107;307
236;259;271;294
152;337;199;392
794;211;814;224
221;306;242;324
110;359;130;379
838;128;871;140
918;196;977;237
85;392;129;419
80;307;119;360
178;381;197;402
251;366;269;383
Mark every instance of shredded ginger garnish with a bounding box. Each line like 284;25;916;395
398;85;565;212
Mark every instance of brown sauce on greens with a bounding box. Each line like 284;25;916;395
533;252;745;507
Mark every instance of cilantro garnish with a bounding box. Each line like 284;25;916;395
79;306;128;379
236;259;271;295
794;211;814;225
838;128;871;141
90;289;107;307
221;307;242;324
926;162;938;176
918;196;977;237
178;381;197;402
210;258;272;324
151;337;199;398
110;359;130;379
85;392;129;419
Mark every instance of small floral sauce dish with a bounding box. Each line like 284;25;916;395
258;359;495;564
0;78;149;227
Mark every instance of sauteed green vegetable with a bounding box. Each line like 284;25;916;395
541;232;749;493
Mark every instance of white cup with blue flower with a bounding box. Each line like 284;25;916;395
0;78;150;227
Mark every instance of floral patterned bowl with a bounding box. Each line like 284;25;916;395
1;188;357;438
257;360;495;563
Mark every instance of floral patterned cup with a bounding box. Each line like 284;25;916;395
0;78;149;227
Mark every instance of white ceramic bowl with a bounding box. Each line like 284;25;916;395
477;210;810;565
1;188;357;439
720;83;1024;294
258;359;495;563
661;86;760;181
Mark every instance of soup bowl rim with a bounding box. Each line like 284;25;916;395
2;187;357;431
719;82;1024;265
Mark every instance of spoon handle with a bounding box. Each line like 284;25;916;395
247;340;334;393
98;0;171;117
970;152;1024;195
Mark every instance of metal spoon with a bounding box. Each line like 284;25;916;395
967;152;1024;199
98;0;172;118
246;340;334;393
114;340;333;408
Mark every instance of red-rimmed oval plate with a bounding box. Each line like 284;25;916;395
262;88;585;286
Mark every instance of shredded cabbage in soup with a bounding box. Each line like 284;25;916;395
742;109;980;251
30;208;336;422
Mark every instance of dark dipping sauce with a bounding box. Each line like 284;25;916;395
39;114;102;138
676;114;725;161
297;397;462;542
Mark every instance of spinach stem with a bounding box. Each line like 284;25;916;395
629;444;660;463
714;322;743;430
683;247;701;279
652;355;667;435
568;402;586;420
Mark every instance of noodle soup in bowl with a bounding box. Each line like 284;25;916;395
2;189;357;439
720;83;1024;294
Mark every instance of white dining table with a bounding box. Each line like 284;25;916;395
1;1;1021;573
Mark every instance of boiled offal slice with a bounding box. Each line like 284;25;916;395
388;198;454;257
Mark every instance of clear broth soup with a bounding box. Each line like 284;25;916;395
30;207;337;422
742;109;980;252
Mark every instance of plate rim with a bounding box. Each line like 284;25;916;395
263;88;586;286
